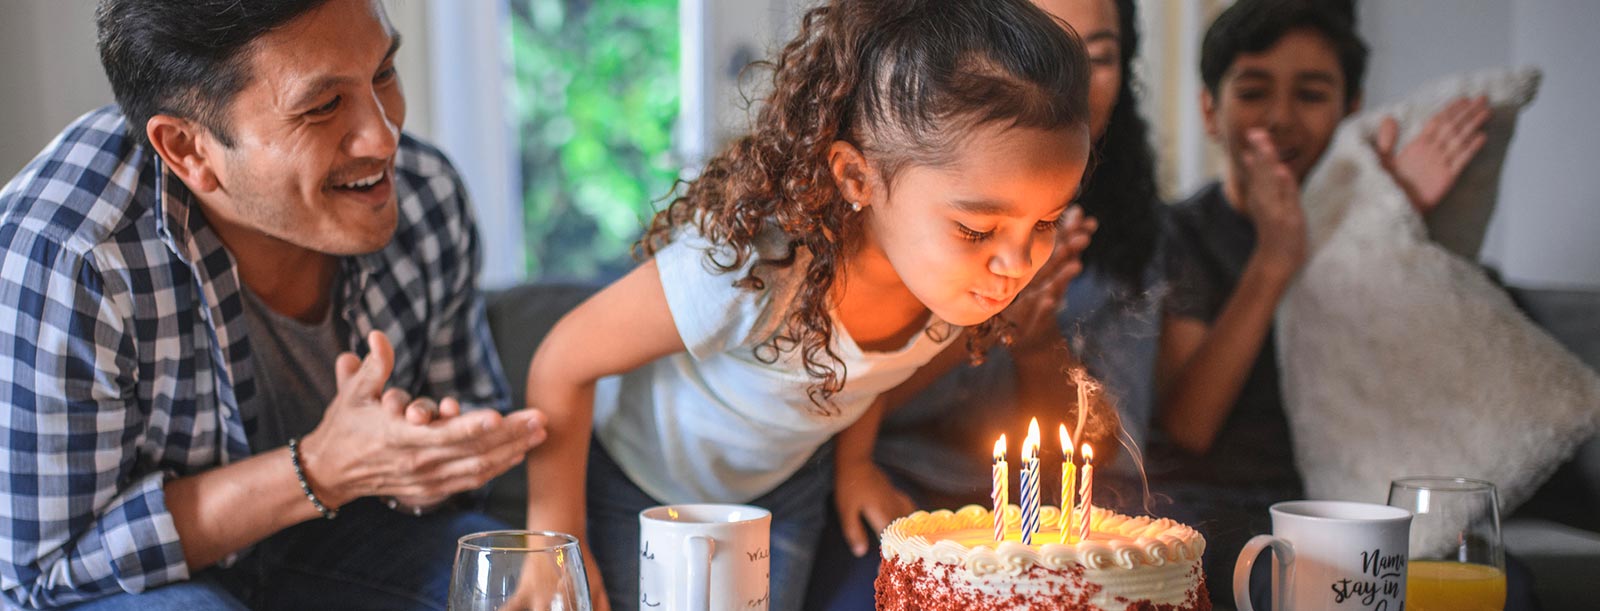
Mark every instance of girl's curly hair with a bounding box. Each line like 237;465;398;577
638;0;1091;413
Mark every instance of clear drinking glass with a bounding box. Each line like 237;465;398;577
1387;476;1507;611
448;530;592;611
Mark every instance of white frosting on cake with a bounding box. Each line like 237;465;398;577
881;505;1206;610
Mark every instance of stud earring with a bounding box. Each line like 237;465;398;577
850;201;862;212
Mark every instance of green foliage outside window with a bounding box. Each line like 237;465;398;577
508;0;681;281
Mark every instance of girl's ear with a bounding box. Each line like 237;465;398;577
828;140;880;210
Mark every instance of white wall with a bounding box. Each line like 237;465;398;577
681;0;809;166
388;0;436;141
1359;1;1512;107
0;2;112;176
1360;0;1599;289
1497;0;1600;289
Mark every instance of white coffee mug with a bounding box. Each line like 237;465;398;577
639;504;771;611
1235;500;1413;611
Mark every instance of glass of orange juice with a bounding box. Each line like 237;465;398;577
1387;477;1506;611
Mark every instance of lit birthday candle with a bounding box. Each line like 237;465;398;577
1059;424;1075;543
1020;419;1041;545
992;435;1007;543
1075;443;1094;542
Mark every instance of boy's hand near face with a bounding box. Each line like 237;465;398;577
1373;95;1492;215
1239;129;1308;278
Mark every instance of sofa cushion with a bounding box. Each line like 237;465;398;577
1277;67;1600;511
485;282;599;409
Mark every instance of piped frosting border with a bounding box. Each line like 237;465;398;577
881;504;1207;577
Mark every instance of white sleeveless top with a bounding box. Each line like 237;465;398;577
592;228;957;503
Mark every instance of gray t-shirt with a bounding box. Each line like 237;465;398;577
239;280;343;452
1157;182;1300;491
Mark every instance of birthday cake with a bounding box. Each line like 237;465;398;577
876;505;1210;611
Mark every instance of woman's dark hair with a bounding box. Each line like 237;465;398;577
1076;0;1161;289
1200;0;1369;106
639;0;1091;411
97;0;332;149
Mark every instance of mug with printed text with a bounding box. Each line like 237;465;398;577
1235;500;1413;611
639;503;770;611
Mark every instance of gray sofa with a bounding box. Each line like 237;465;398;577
1499;287;1600;610
482;282;598;528
479;282;1600;608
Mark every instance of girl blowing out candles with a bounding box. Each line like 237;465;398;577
521;1;1095;608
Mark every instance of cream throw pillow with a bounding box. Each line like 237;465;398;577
1277;67;1600;510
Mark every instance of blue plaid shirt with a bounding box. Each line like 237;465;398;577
0;106;511;608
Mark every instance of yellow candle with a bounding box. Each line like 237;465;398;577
1059;424;1075;543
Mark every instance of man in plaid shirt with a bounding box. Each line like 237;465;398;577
0;1;549;608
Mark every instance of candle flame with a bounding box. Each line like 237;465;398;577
1059;424;1073;456
1024;418;1041;458
994;435;1006;460
1082;443;1094;463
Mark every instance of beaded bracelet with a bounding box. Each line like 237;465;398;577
287;437;338;520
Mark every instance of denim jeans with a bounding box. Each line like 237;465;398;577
59;574;246;611
804;468;936;611
62;498;509;611
585;438;832;611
